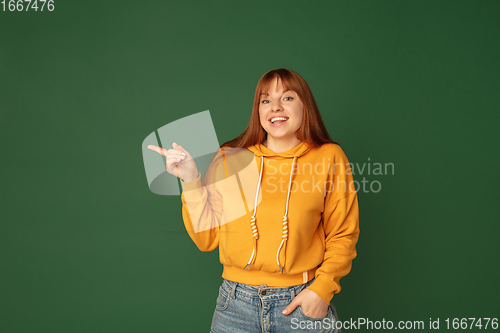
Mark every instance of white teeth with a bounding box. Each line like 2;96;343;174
270;117;289;123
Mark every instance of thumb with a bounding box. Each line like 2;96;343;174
282;298;300;316
172;142;184;151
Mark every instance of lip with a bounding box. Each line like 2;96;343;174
269;118;288;127
268;116;289;122
268;114;289;121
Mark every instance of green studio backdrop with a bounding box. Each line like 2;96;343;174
1;1;499;332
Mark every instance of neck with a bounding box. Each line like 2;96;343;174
263;136;302;154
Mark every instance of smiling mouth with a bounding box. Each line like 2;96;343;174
269;117;289;124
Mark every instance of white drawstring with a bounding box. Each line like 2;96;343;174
277;156;296;273
244;155;297;274
244;155;265;270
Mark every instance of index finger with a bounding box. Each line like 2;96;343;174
147;145;168;157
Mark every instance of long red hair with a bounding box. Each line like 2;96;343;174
220;68;338;149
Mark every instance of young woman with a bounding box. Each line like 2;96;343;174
149;68;359;332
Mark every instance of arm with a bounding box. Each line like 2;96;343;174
306;147;360;305
179;153;224;252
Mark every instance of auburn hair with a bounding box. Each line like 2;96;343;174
220;68;338;149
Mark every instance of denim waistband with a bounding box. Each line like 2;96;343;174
221;278;316;300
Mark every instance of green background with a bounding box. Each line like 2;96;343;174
1;1;499;332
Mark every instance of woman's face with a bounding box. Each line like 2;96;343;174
258;78;304;143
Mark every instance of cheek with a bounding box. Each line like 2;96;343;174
259;112;267;127
259;108;267;120
293;109;304;128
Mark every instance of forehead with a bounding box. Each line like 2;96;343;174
260;80;296;97
260;89;293;97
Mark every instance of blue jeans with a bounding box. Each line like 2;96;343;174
210;278;340;333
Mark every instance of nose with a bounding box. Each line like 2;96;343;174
271;99;283;111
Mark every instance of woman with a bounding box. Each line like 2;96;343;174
149;68;359;332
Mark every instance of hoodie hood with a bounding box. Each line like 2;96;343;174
247;141;312;158
242;141;311;273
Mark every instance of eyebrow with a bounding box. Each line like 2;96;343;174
260;89;290;96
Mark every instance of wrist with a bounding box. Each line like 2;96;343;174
181;172;199;183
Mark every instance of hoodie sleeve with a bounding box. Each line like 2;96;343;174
179;155;223;252
306;146;360;305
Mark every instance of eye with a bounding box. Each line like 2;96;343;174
284;96;293;101
261;99;270;104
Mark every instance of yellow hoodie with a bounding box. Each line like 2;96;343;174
180;141;359;304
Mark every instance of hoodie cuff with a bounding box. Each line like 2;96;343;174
180;172;202;194
306;275;338;305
